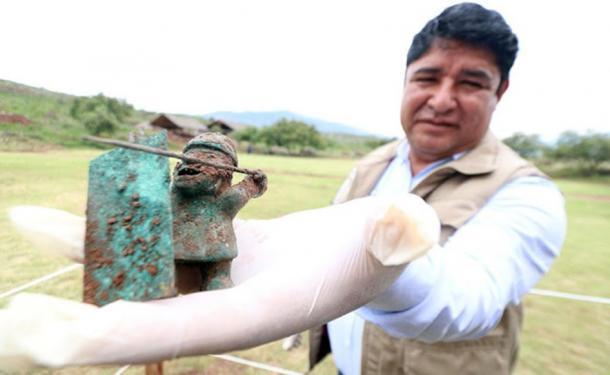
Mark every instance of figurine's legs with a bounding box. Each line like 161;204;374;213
175;262;204;294
201;260;233;290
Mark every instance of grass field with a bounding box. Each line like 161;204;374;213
0;150;608;374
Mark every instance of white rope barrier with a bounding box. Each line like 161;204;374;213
114;365;130;375
530;288;610;305
112;356;303;375
0;263;82;300
211;354;304;375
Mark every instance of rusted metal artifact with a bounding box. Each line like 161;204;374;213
171;133;267;291
83;132;267;303
83;132;176;306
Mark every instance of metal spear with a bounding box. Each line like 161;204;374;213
83;135;261;176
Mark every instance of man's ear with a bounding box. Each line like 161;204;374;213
496;80;509;101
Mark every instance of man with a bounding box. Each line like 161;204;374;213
310;3;566;374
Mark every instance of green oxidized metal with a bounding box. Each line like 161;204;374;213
171;132;267;291
83;132;176;306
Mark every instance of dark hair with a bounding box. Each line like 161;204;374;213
406;2;518;82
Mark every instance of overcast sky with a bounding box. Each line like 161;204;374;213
2;0;609;140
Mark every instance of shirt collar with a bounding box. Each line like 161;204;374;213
396;139;466;178
397;139;465;162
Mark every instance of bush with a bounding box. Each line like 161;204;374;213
257;118;325;153
81;108;119;136
545;131;610;176
232;127;259;143
267;145;291;156
70;94;133;136
503;132;546;159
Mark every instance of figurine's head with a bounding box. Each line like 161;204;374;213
173;133;238;196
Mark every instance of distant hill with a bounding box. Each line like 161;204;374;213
0;79;73;99
0;79;386;155
204;110;376;136
0;79;154;150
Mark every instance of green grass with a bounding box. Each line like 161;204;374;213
0;151;608;374
517;177;610;375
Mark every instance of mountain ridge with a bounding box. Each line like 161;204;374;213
204;110;377;136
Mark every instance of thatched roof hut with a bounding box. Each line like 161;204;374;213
207;119;248;135
149;114;207;138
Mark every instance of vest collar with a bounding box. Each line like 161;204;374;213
441;131;499;176
369;131;500;175
409;131;500;182
411;131;500;198
346;132;501;201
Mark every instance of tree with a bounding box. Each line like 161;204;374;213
547;131;610;175
502;132;546;159
257;118;325;153
81;107;119;136
70;94;134;135
232;127;260;143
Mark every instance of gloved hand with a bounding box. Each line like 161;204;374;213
1;194;439;370
9;205;85;263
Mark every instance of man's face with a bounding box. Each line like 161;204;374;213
173;148;233;195
400;39;508;163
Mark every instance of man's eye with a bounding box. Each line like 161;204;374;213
415;77;436;83
461;80;484;88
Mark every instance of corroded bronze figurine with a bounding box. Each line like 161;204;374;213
171;133;267;292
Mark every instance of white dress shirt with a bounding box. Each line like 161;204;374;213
327;140;566;375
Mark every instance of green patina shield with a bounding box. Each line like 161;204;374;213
83;132;176;306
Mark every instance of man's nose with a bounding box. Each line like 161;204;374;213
427;82;456;114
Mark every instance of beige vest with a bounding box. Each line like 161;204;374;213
309;132;545;375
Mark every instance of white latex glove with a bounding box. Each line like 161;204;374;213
1;194;439;370
9;206;85;263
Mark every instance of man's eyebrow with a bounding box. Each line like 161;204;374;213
461;69;492;81
412;67;442;75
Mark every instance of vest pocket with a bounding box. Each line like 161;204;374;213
400;337;511;375
362;322;512;375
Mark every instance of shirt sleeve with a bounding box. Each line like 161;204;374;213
358;176;567;342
